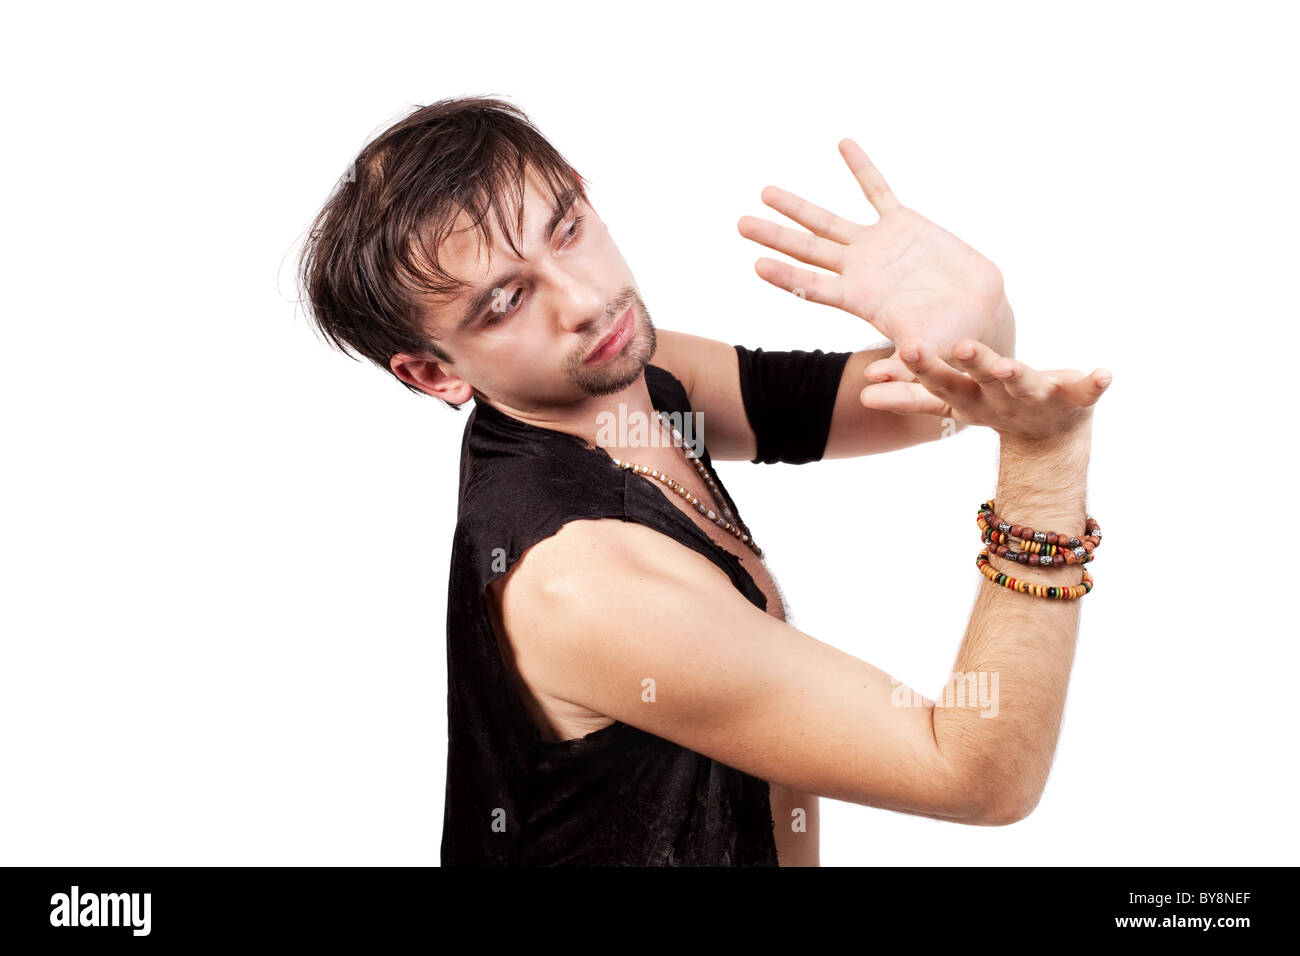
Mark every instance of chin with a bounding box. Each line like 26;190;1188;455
571;319;656;397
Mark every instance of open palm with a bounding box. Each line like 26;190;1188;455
737;139;1012;384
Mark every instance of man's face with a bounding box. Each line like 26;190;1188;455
405;167;656;413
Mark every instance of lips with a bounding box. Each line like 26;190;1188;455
583;306;634;364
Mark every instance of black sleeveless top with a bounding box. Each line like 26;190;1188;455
439;346;852;866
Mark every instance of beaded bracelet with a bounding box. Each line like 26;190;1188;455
978;500;1101;549
977;500;1101;568
979;519;1094;566
976;548;1094;599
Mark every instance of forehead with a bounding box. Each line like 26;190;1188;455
432;167;562;289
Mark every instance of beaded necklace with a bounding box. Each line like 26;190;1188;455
612;409;763;559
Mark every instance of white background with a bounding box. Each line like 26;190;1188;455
3;0;1296;866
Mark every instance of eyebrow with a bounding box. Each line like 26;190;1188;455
453;185;581;332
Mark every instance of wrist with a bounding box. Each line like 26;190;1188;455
994;429;1090;528
989;456;1091;579
999;417;1092;464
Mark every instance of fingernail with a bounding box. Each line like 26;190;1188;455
901;345;920;362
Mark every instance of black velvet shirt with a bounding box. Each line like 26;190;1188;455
439;344;853;866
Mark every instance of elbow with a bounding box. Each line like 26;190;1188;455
968;785;1042;827
932;722;1043;826
952;758;1043;826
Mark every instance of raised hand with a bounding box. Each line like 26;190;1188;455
737;139;1014;389
859;337;1112;445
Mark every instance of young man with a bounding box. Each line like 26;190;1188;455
297;96;1111;866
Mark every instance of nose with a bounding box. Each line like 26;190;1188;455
540;259;609;335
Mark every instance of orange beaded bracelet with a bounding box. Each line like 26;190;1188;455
976;548;1094;599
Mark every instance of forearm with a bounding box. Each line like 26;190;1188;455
932;424;1091;823
823;297;1016;457
823;346;946;457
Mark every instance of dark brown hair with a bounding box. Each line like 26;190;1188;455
295;95;589;409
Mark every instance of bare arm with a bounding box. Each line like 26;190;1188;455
879;335;1110;822
495;337;1110;829
934;432;1091;822
496;516;1000;823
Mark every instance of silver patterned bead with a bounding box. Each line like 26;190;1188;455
1006;550;1020;560
998;522;1011;534
1033;531;1048;543
1073;546;1087;560
1039;554;1053;565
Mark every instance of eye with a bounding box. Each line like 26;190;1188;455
478;216;585;330
483;287;523;327
564;214;586;244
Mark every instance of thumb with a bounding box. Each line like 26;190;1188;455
859;381;953;417
863;353;916;384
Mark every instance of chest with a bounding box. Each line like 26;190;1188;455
624;450;788;624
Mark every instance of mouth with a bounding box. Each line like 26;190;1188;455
582;305;635;364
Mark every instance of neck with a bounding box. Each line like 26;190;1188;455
482;374;692;459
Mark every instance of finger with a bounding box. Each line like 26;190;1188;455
738;214;845;272
947;339;1010;387
863;353;915;384
1056;367;1113;407
752;257;844;309
838;138;902;216
989;355;1053;402
897;340;982;410
760;184;859;245
859;381;952;417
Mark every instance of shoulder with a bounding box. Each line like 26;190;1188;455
503;517;732;609
648;328;745;406
647;328;756;461
492;518;739;664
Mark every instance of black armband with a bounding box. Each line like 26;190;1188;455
732;344;853;464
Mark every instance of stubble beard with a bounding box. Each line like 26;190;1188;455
565;295;657;398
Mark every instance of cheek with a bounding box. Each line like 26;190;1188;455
482;323;568;375
596;228;632;273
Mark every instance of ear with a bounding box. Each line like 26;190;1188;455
390;353;475;405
